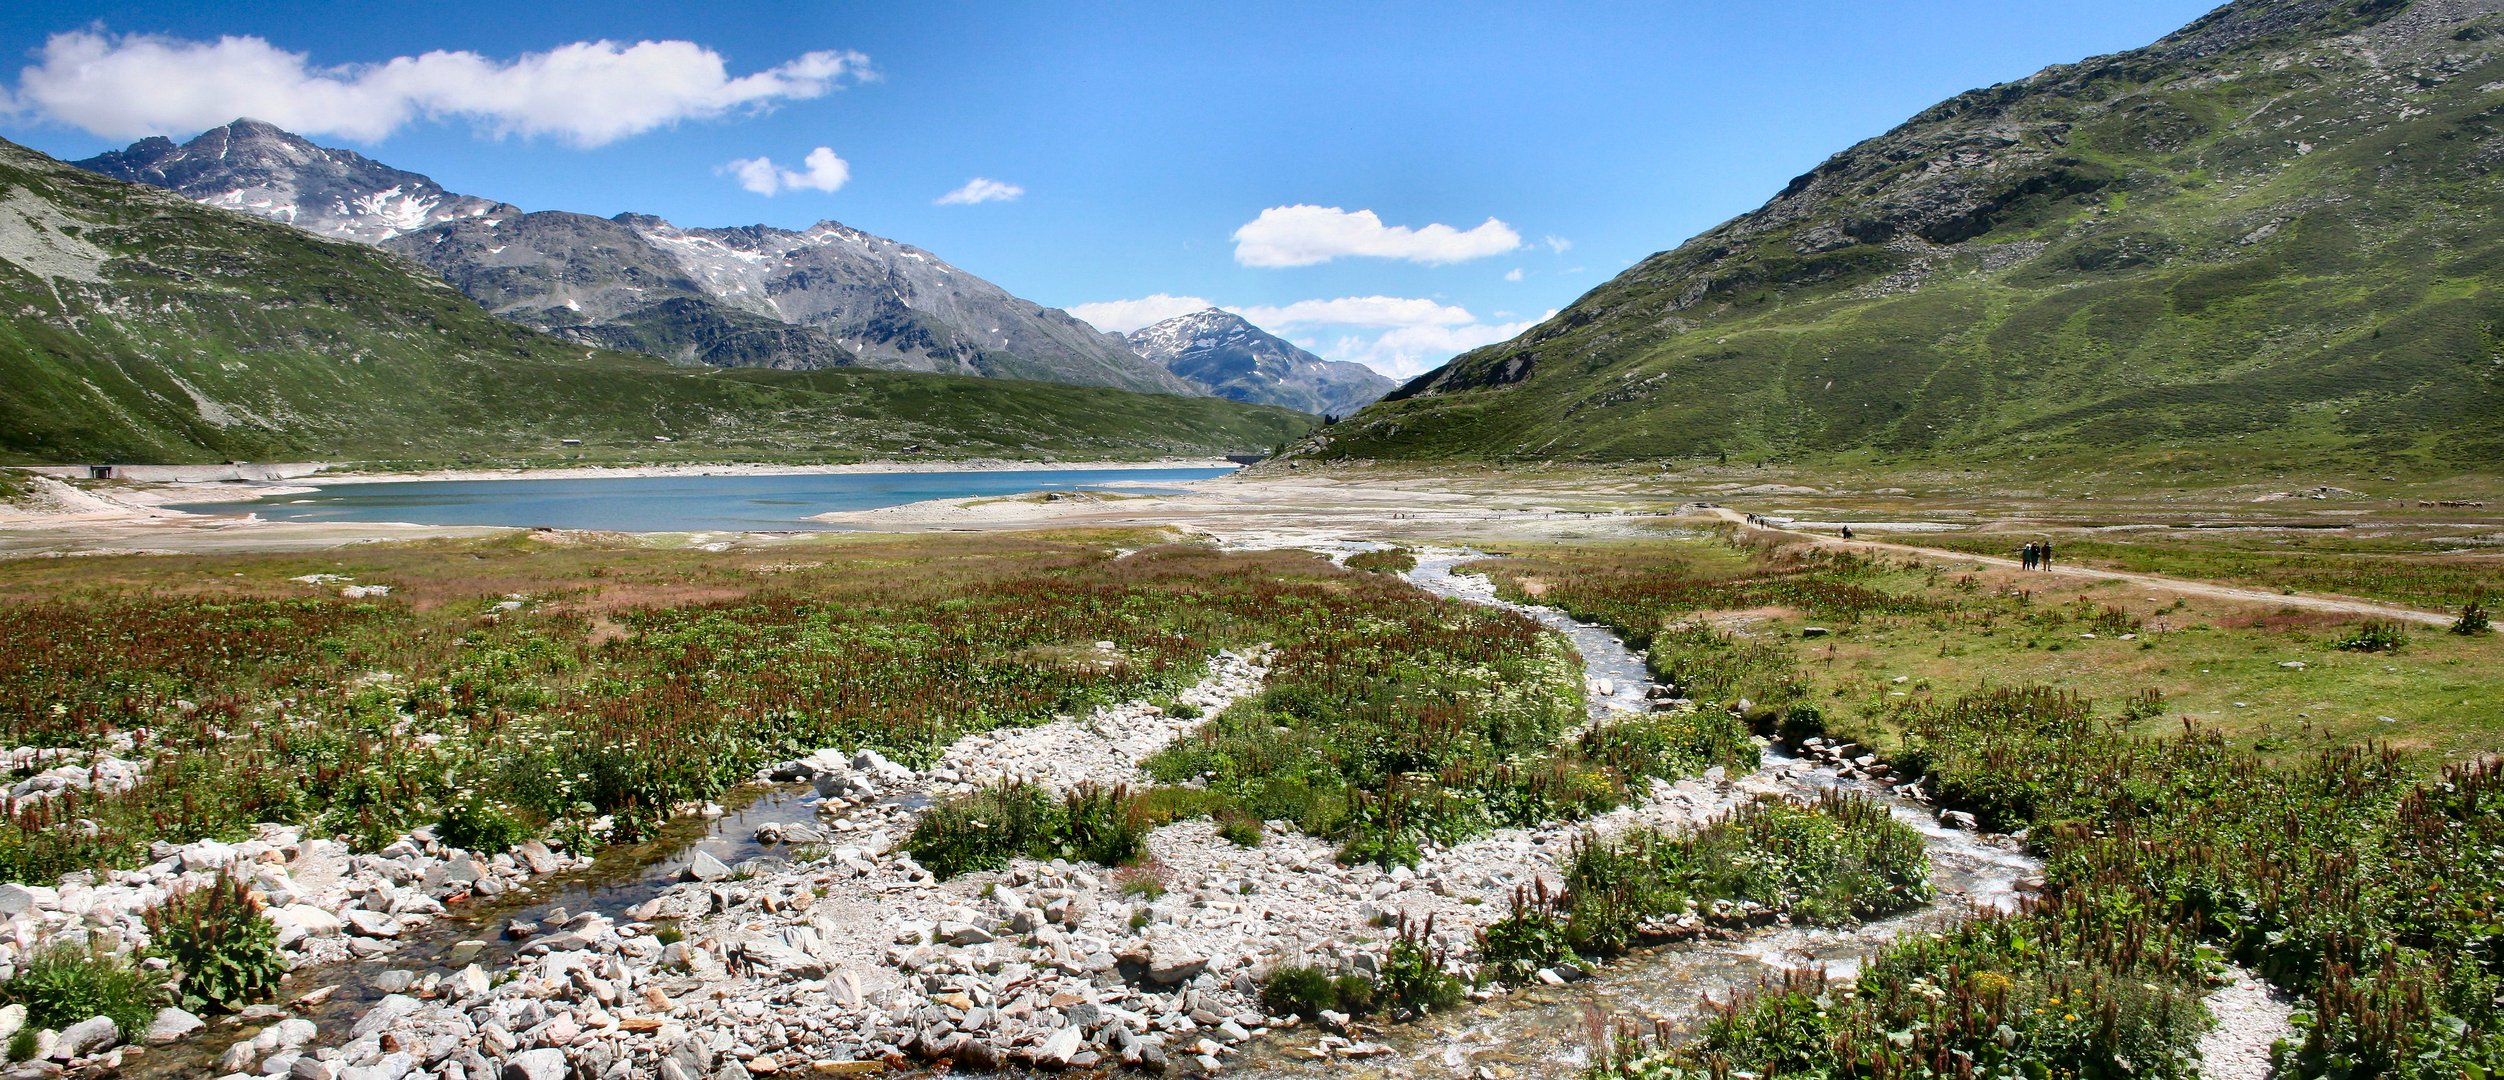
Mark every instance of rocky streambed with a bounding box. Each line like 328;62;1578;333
23;544;2075;1080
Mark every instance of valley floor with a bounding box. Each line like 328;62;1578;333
0;462;2495;1078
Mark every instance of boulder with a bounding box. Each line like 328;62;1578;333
340;1051;414;1080
683;852;732;883
0;883;51;917
348;994;421;1041
502;1047;569;1080
343;909;402;938
1035;1025;1084;1066
146;1006;205;1043
53;1015;121;1059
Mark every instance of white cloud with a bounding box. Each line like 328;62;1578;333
12;29;871;146
936;177;1024;205
1543;235;1573;254
1230;295;1474;330
1066;294;1217;334
1504;267;1524;282
1328;313;1553;379
1231;205;1520;268
720;146;850;195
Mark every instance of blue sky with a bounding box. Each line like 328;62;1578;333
0;1;2220;377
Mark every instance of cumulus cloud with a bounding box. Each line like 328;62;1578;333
1065;294;1217;334
1230;296;1474;330
1329;313;1553;378
1231;205;1520;267
11;29;871;146
721;146;850;195
1504;268;1524;282
935;177;1024;205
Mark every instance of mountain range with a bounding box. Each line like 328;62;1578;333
1295;0;2504;478
1126;309;1394;417
0;137;1312;464
75;121;1357;406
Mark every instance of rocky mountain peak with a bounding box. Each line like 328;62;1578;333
1128;309;1393;416
70;121;1196;395
75;118;511;244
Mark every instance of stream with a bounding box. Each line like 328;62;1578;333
1224;550;2042;1077
129;542;2041;1079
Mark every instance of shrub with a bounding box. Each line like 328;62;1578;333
1259;964;1377;1020
903;782;1058;879
145;872;286;1014
1377;916;1464;1017
436;791;533;854
0;945;164;1040
2455;598;2491;635
903;782;1151;879
1558;791;1932;959
1476;881;1577;985
1214;808;1263;847
1054;784;1147;867
2334;619;2409;652
1344;548;1418;575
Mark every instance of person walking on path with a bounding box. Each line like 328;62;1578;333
2021;542;2038;571
2040;540;2054;569
1841;526;1855;540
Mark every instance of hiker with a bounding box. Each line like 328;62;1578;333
2040;540;2054;569
1840;526;1855;540
2021;542;2038;571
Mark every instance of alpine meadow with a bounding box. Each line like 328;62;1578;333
0;2;2496;1079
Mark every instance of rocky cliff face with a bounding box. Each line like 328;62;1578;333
76;123;1195;395
1314;0;2504;473
1126;309;1394;416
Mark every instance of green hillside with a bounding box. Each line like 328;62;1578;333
1298;0;2504;481
0;140;1311;465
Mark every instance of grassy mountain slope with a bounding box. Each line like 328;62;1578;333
1300;0;2504;480
0;140;1311;465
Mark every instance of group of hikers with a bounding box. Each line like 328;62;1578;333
2020;540;2057;570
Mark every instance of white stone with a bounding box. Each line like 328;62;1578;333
146;1006;204;1043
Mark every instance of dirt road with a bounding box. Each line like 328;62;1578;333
1709;508;2456;627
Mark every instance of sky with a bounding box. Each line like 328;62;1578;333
0;0;2222;379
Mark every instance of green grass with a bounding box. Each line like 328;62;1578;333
1297;4;2504;483
1892;530;2504;614
1468;534;2504;1078
1472;534;2504;764
0;139;1313;466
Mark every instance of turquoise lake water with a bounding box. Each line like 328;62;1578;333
170;467;1234;532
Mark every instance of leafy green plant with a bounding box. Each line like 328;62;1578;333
1214;808;1263;847
435;791;533;854
145;872;286;1014
0;945;165;1040
2333;619;2410;652
1258;964;1377;1020
2454;598;2491;636
1054;784;1148;867
901;782;1059;879
1344;548;1418;574
1377;916;1464;1017
1476;880;1577;985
